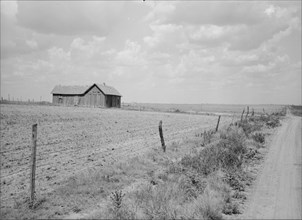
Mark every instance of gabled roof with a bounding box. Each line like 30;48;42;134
51;84;122;96
96;84;122;96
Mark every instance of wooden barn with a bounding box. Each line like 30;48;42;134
51;83;122;108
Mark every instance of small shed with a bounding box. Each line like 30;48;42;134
51;83;122;108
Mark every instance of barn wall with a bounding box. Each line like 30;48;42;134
112;96;121;108
52;94;79;106
105;95;121;108
52;95;58;104
52;85;121;108
82;85;106;107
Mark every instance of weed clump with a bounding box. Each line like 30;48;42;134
132;182;185;219
107;190;136;219
223;201;240;215
179;172;207;200
110;190;125;211
252;132;265;144
266;117;281;128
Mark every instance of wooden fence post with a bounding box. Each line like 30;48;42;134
215;115;221;132
158;120;166;152
245;106;249;120
240;109;245;122
30;124;37;208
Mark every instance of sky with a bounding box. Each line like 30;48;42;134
0;0;301;105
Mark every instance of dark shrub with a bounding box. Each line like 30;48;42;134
223;171;245;192
266;117;280;128
252;132;265;143
223;201;241;215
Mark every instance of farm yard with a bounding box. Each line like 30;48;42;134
0;104;233;210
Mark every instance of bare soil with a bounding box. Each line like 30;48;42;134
241;113;302;219
0;104;233;209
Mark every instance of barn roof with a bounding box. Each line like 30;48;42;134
51;85;89;95
51;84;122;96
96;84;122;96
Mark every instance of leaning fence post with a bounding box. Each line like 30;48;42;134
30;124;37;208
215;115;221;132
158;120;166;152
240;109;245;122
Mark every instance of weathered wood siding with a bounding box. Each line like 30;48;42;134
106;95;121;108
52;85;122;108
53;95;79;106
81;85;106;107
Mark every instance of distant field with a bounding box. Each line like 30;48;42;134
122;103;285;115
0;104;233;209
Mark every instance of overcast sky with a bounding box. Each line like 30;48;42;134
1;1;301;104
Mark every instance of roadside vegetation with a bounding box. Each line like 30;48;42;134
0;107;286;219
95;108;286;219
290;105;302;117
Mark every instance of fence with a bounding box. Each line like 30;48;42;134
1;110;239;208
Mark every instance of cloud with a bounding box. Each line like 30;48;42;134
16;1;124;35
144;1;176;23
160;2;267;26
265;5;276;17
144;23;184;48
70;36;106;61
144;1;300;51
242;54;290;74
116;40;146;66
189;25;239;40
48;47;70;64
26;39;38;49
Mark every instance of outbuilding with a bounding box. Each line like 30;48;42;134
51;83;122;108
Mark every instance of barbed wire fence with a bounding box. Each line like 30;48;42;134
1;114;231;208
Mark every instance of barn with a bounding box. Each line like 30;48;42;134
51;83;122;108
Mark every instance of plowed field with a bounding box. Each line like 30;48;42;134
0;104;233;208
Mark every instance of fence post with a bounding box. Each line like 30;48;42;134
251;108;254;117
215;115;221;132
245;106;249;120
30;124;37;208
240;109;245;122
158;120;166;152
